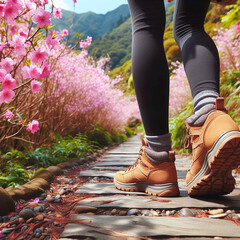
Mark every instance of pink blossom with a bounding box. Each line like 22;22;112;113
26;120;39;134
40;61;50;78
31;80;42;93
73;0;77;3
53;8;62;19
31;47;48;64
19;28;28;38
1;74;17;90
0;58;14;73
10;35;26;56
80;36;92;49
0;69;7;82
32;8;52;28
46;35;59;49
0;5;4;17
0;43;7;51
4;109;14;119
62;29;69;36
10;25;18;34
4;2;22;24
236;62;240;68
29;65;42;79
0;90;15;104
22;65;30;79
237;23;240;33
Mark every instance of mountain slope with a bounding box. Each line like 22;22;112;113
52;4;130;43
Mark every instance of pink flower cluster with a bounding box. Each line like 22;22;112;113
169;61;192;117
212;23;240;72
0;1;139;145
80;36;92;49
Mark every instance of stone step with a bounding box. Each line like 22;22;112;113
79;170;187;179
75;194;240;209
60;215;240;239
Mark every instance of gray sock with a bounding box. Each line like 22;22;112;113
145;133;172;152
193;90;219;114
187;90;219;126
145;147;169;164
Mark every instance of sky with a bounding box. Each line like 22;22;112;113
52;0;128;14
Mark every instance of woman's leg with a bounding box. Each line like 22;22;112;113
173;0;220;119
173;0;240;196
114;0;179;197
128;0;169;137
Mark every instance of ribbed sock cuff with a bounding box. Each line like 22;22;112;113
145;133;172;152
193;90;219;114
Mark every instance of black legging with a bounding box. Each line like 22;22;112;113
128;0;220;136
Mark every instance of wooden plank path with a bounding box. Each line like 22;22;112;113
60;135;240;240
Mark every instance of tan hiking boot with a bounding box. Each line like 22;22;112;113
185;97;240;196
114;138;179;197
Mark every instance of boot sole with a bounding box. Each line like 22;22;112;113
114;179;180;197
187;130;240;196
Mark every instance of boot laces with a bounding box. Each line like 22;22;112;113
125;148;143;172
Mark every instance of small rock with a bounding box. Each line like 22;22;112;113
10;215;19;221
18;218;25;223
1;227;15;235
151;210;159;217
178;208;194;217
166;210;171;216
34;205;45;213
208;209;224;215
35;214;44;221
111;209;117;215
171;210;176;215
142;210;151;216
27;202;38;208
45;197;54;202
231;214;240;220
161;210;166;213
226;210;232;214
71;205;98;214
119;210;126;216
2;216;9;222
34;228;43;237
54;199;62;203
55;195;61;200
19;208;35;221
40;193;47;200
21;225;29;231
209;213;228;219
127;209;139;216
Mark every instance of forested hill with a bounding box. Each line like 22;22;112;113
88;1;175;69
52;4;130;44
52;1;175;69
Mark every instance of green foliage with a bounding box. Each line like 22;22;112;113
88;126;113;147
88;17;132;69
221;0;240;27
220;68;240;126
169;103;193;153
28;134;98;168
0;162;33;188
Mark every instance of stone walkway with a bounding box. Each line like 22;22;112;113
60;135;240;240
